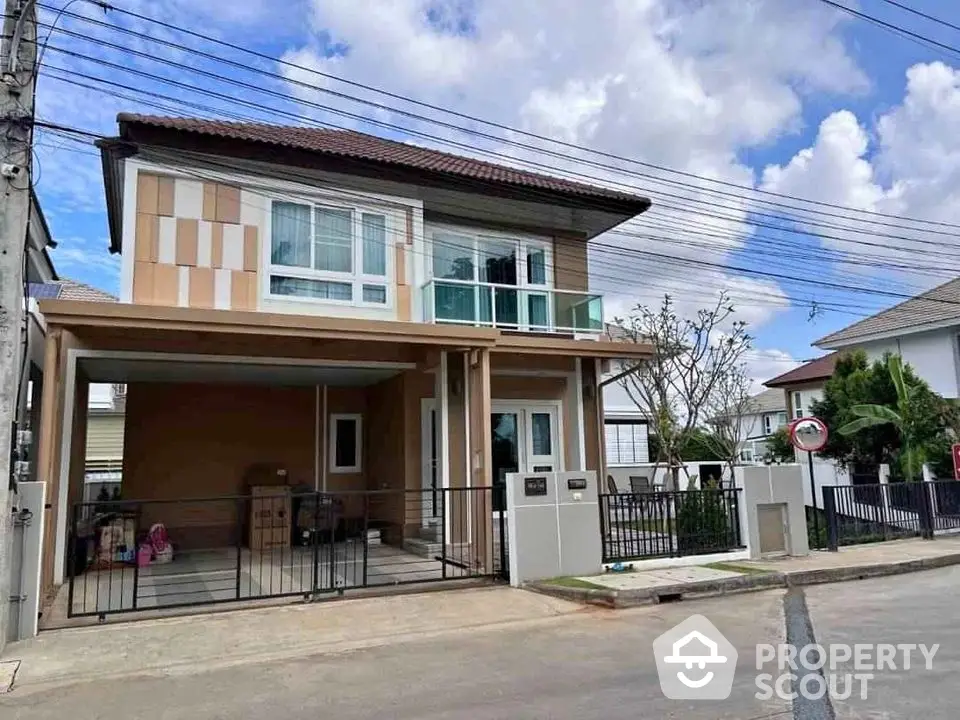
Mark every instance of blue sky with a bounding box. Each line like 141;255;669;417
33;0;960;383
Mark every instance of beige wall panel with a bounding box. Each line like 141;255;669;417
132;261;155;304
68;377;90;509
396;285;411;322
175;218;199;266
491;375;565;400
554;236;588;292
366;375;407;537
211;222;224;268
202;182;217;222
122;382;315;547
582;359;601;473
230;270;256;311
216;185;242;224
136;172;158;215
188;267;215;309
153;263;180;307
157;176;175;216
134;213;159;263
243;225;259;272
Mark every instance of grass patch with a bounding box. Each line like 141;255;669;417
544;576;607;590
703;561;772;576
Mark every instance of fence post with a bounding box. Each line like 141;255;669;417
922;464;940;521
498;487;508;580
822;486;839;552
918;481;935;539
879;464;892;540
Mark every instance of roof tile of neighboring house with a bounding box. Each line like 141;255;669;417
747;387;787;414
28;279;117;303
764;353;839;388
115;113;650;207
816;277;960;347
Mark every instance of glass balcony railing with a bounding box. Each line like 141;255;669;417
421;279;604;334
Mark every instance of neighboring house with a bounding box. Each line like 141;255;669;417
32;113;654;613
738;388;788;463
815;277;960;399
601;381;650;469
764;352;839;423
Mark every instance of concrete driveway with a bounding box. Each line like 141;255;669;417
2;568;957;718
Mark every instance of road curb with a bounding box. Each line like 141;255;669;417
525;551;960;608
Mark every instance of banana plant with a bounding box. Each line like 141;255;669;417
838;355;924;480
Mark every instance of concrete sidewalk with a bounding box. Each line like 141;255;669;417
2;586;581;694
530;536;960;608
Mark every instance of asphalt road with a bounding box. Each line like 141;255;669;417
4;567;958;719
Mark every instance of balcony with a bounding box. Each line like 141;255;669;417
421;279;604;334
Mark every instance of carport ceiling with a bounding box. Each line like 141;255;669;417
78;357;406;387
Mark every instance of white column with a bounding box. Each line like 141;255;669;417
879;463;893;525
438;351;450;540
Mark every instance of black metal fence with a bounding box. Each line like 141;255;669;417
68;487;507;618
598;488;744;562
822;481;960;550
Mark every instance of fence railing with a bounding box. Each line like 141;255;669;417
67;487;507;618
822;481;960;550
598;488;744;562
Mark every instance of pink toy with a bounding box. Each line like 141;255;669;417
137;543;152;568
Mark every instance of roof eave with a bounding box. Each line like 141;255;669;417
115;118;652;225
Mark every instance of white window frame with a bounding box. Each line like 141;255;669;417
265;196;396;310
329;413;363;474
763;414;773;436
425;224;555;329
604;419;649;467
793;391;803;419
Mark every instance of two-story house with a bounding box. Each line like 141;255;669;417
814;278;960;399
737;388;788;463
764;352;839;424
33;114;653;617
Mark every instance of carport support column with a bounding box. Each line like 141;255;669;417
467;349;493;572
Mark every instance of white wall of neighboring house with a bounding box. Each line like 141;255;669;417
846;328;960;399
789;387;823;420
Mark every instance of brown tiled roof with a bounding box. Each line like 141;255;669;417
115;113;651;208
30;279;117;303
816;277;960;347
765;352;839;388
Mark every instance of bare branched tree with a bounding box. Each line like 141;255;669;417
613;292;752;490
702;362;755;483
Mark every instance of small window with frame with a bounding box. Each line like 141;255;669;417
329;413;362;473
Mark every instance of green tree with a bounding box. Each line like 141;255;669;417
763;427;796;464
812;351;952;479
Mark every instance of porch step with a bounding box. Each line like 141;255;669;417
403;537;442;558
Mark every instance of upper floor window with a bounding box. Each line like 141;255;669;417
604;419;649;466
269;201;390;307
428;227;553;329
793;391;803;419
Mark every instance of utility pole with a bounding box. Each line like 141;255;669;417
0;0;37;651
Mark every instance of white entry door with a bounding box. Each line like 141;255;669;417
491;403;562;512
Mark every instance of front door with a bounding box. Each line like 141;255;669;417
490;404;561;511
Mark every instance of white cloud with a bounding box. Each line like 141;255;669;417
760;61;960;293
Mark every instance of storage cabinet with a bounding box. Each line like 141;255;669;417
249;485;291;550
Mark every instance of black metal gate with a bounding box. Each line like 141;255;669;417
67;487;507;619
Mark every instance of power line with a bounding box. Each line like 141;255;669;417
37;41;960;265
33;118;960;314
33;8;960;245
45;0;960;233
875;0;960;35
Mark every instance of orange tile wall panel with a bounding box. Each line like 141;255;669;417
215;185;241;224
242;225;259;272
188;267;215;308
134;213;159;263
132;261;155;304
136;173;158;214
175;218;199;266
202;183;218;222
211;222;224;268
157;176;175;216
153;263;180;306
230;270;256;311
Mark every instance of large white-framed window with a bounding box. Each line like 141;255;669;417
329;413;362;474
267;198;393;308
793;391;803;419
426;225;554;330
604;419;649;466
